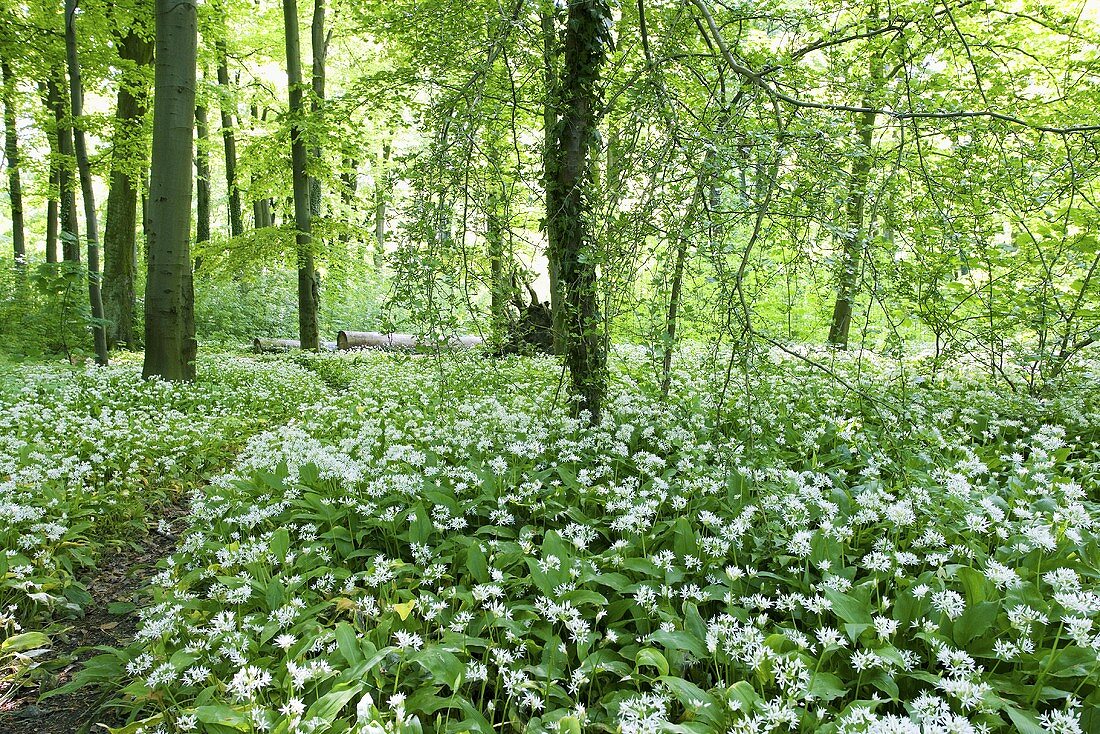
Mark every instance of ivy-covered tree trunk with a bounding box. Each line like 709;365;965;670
216;40;243;238
103;30;154;350
47;77;79;263
144;0;198;381
546;0;611;422
283;0;319;350
2;59;25;269
65;0;108;365
827;13;882;349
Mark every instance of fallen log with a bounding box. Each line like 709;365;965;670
336;331;484;351
253;338;337;353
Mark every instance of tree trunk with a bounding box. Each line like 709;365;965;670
373;141;390;249
65;0;108;365
215;40;243;238
195;102;211;245
38;83;60;264
487;184;508;345
540;3;565;356
250;104;275;229
144;0;198;381
284;0;319;350
546;0;611;422
309;0;327;218
661;166;709;397
47;77;79;263
827;11;882;349
103;30;154;350
2;60;25;268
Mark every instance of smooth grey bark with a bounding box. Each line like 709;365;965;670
283;0;319;350
144;0;198;381
2;60;25;268
65;0;108;365
103;29;153;350
546;0;611;422
215;40;243;238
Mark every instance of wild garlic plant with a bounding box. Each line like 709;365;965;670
0;355;328;670
76;349;1100;733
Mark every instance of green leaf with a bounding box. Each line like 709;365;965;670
335;622;362;666
825;589;873;626
412;646;464;688
648;630;708;658
954;601;999;646
809;672;847;701
195;705;251;730
1005;707;1045;734
635;648;670;677
305;684;363;721
271;527;290;561
1;632;50;653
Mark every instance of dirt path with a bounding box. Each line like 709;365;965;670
0;501;187;734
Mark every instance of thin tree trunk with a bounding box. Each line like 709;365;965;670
541;3;565;355
488;183;508;345
250;104;274;229
144;0;198;381
103;30;153;349
195;102;211;245
38;83;60;264
284;0;319;350
2;60;25;268
309;0;327;217
827;10;882;349
660;168;709;397
215;40;243;238
546;0;611;422
65;0;108;365
373;141;390;248
47;77;78;263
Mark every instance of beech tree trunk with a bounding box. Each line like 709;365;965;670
545;0;611;423
284;0;319;350
47;77;79;263
144;0;198;381
2;60;25;268
103;30;153;350
216;40;243;238
65;0;108;365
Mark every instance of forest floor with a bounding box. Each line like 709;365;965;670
0;500;187;734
